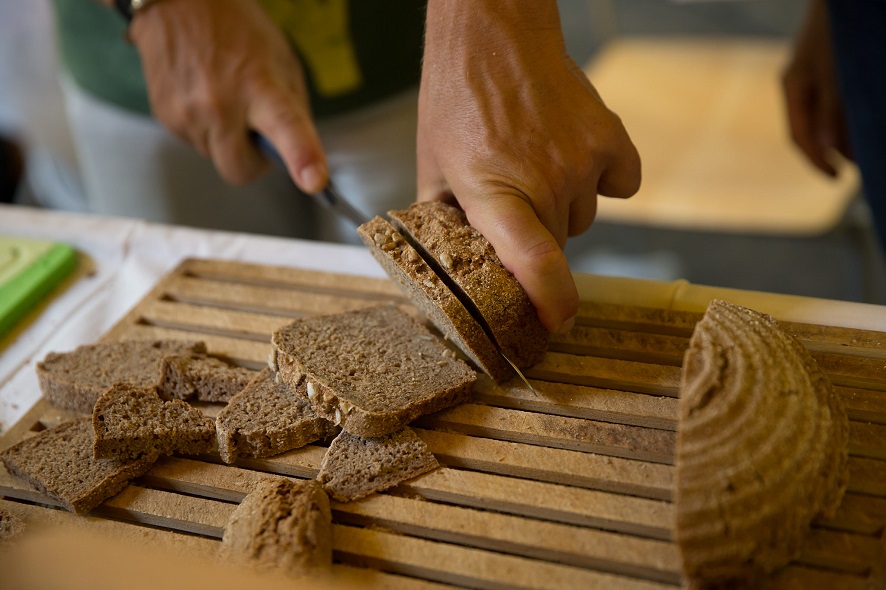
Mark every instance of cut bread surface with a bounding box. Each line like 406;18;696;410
272;304;476;438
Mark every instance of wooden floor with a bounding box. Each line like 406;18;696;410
2;258;885;589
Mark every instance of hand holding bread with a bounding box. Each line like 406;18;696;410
418;0;641;333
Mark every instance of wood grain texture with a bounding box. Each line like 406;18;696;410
2;258;885;589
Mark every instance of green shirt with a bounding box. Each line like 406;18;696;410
52;0;425;119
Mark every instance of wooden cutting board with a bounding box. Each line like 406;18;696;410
2;258;885;589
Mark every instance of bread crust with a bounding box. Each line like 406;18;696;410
675;300;849;587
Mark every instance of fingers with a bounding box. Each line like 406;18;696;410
248;87;328;194
462;195;579;334
596;123;642;199
783;73;838;177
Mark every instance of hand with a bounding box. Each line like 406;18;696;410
418;1;641;333
782;0;853;177
129;0;328;192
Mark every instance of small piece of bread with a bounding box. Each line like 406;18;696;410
216;368;338;464
0;506;25;544
317;427;439;502
272;304;476;438
37;339;207;413
0;418;156;514
223;478;332;576
158;353;256;403
359;216;510;380
675;300;849;588
387;201;549;374
92;383;216;461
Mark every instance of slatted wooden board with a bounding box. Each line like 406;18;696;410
2;258;886;589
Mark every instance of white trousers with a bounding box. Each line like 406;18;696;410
62;79;419;244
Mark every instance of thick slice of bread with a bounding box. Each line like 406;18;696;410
387;201;549;372
37;339;207;413
216;368;338;464
359;216;511;380
0;418;156;514
675;300;849;587
158;353;256;402
92;383;216;461
272;304;476;438
317;427;439;502
223;478;332;576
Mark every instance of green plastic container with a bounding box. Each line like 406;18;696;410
0;237;78;338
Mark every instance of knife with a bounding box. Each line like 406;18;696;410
252;133;369;227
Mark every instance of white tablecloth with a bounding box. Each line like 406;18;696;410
2;203;885;432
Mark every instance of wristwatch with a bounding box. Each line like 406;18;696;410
114;0;161;22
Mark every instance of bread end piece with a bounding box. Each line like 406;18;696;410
223;478;332;577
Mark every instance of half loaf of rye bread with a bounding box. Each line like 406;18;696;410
387;201;549;375
0;418;156;514
675;300;849;588
92;383;216;461
216;368;338;464
271;304;476;438
223;478;332;576
359;216;511;380
36;339;207;413
317;427;439;502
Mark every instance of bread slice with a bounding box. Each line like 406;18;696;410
92;383;216;461
387;201;549;374
37;339;207;413
675;300;849;587
216;368;338;464
272;304;476;438
223;478;332;576
317;427;439;502
158;353;256;402
359;216;511;380
0;418;156;514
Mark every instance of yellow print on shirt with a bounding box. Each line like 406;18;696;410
259;0;362;97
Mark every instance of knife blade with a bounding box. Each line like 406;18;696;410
252;133;369;227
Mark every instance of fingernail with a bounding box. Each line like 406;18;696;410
555;315;576;335
300;163;326;193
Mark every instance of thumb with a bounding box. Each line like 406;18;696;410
416;118;452;203
462;194;579;334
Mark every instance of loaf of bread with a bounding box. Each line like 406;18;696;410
92;383;216;461
359;216;511;380
317;427;439;502
675;300;849;587
0;418;156;514
223;478;332;576
158;353;255;403
216;368;338;464
387;201;549;375
272;304;476;438
36;339;207;413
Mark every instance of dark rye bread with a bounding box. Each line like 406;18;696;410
0;418;156;514
223;478;332;576
92;383;216;461
271;304;476;438
676;300;849;588
158;353;256;403
359;216;511;380
388;201;549;372
216;368;338;464
317;427;439;502
37;339;207;413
